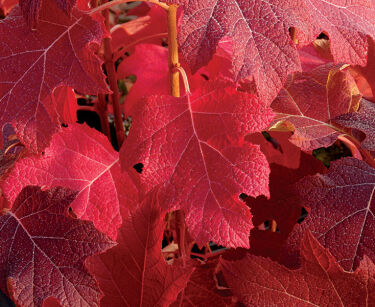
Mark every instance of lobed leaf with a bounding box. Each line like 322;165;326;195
271;64;361;150
282;157;375;271
0;0;108;152
2;124;139;240
120;83;274;247
0;186;115;307
165;0;375;104
221;231;375;306
86;189;194;307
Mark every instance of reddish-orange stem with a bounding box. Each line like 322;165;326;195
102;4;125;147
167;4;188;259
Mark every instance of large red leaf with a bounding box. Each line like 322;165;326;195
120;83;274;248
86;189;194;307
0;186;115;307
282;157;375;271
165;0;303;103
0;0;108;152
271;64;361;150
165;0;375;104
2;124;139;240
220;231;375;306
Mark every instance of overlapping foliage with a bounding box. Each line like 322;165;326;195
0;0;375;306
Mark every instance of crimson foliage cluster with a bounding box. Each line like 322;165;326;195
0;0;374;306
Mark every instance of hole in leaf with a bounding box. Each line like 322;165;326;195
133;163;143;174
239;193;248;201
77;110;101;131
317;32;329;40
61;123;68;128
200;73;209;80
264;220;270;230
297;207;308;224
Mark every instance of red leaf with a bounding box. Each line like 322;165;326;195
120;83;274;247
111;5;167;55
271;64;361;150
53;86;78;125
298;42;333;72
221;231;375;306
352;37;375;101
0;1;108;152
165;0;302;103
0;186;115;307
172;260;234;307
117;44;169;115
283;157;375;271
2;124;139;240
20;0;76;27
335;99;375;151
247;152;325;260
245;131;301;169
166;0;375;103
0;0;17;15
117;44;207;115
86;189;194;307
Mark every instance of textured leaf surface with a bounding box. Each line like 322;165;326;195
0;1;108;152
166;0;375;103
283;157;375;271
221;231;375;306
2;124;139;240
86;190;194;307
335;99;375;151
0;186;115;307
120;84;273;247
166;0;303;103
271;64;361;150
172;260;233;307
